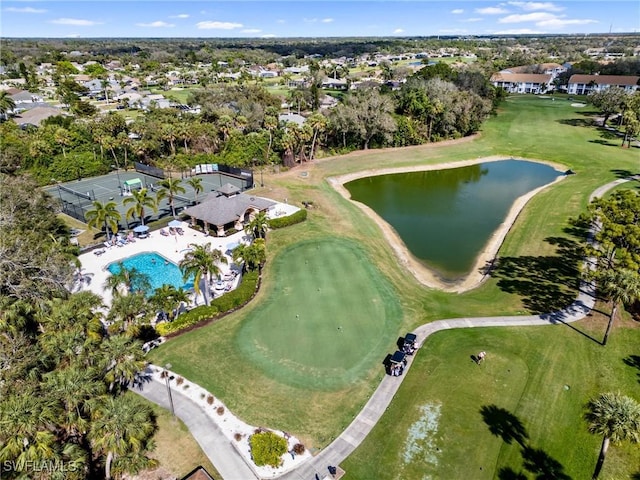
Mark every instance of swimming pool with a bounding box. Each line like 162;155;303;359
107;252;193;295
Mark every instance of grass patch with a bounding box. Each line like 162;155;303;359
150;94;640;459
342;315;640;479
137;395;220;479
236;238;401;389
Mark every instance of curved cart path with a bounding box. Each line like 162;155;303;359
136;178;630;480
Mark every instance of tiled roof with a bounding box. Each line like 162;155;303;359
568;74;640;86
490;73;552;83
182;192;275;227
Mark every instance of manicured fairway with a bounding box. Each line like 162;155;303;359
236;238;402;389
341;320;640;479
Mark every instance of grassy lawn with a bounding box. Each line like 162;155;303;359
141;397;221;479
342;314;640;480
235;238;401;390
149;95;640;471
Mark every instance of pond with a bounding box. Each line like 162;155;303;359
344;159;561;282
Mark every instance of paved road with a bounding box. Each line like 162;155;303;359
132;373;258;480
136;178;631;480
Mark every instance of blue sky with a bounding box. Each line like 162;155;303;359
2;1;639;38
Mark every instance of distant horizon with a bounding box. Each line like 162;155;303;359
1;1;638;39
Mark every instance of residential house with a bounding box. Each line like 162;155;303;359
499;63;567;79
12;106;65;127
8;88;43;104
567;74;640;95
278;112;306;126
490;73;553;94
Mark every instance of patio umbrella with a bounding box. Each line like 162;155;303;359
168;220;182;228
133;225;150;233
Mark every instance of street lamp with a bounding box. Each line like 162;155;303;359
111;164;122;195
163;363;175;417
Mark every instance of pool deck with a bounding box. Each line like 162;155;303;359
76;201;298;307
76;221;248;307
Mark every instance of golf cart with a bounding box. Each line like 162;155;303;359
389;350;407;376
402;332;417;355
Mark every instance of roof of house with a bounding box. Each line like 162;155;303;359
215;183;241;196
568;74;640;86
490;73;552;83
501;63;564;74
278;113;306;126
182;191;275;227
12;106;64;127
180;466;216;480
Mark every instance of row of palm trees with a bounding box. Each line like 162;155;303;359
85;176;204;240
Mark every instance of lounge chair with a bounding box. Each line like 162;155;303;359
93;248;106;256
160;228;170;236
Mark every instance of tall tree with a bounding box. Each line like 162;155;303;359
0;91;16;119
186;176;203;205
597;268;640;346
156;177;186;218
103;263;151;297
232;238;266;272
85;200;121;242
588;87;629;126
245;211;269;240
88;395;156;480
123;188;157;226
585;392;640;479
179;243;227;306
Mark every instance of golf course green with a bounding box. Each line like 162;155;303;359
236;238;402;389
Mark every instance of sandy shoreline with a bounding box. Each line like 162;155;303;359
329;156;567;293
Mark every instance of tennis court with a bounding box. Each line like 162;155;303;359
45;168;254;228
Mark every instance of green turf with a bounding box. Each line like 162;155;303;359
235;238;402;389
342;321;640;480
150;94;640;457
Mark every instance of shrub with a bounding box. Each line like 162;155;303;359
155;270;259;336
292;443;305;455
234;432;243;442
207;395;214;405
216;406;225;415
268;209;307;229
249;431;288;467
176;376;184;386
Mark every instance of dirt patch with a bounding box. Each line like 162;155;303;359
329;157;567;293
403;403;441;467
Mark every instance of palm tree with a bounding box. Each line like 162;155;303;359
232;238;266;272
85;200;121;242
245;211;269;240
585;392;640;479
157;177;186;218
88;394;156;480
107;292;148;333
179;243;227;306
307;112;327;160
103;263;151;297
148;284;190;321
123;188;157;226
597;268;640;345
98;335;146;393
186;176;203;204
0;91;16;119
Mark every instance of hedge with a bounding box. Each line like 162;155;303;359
268;208;307;229
156;270;259;336
249;431;288;467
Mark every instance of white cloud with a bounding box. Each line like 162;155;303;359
321;18;334;23
196;21;243;30
5;6;46;13
499;12;556;23
261;34;276;38
169;14;189;19
276;19;285;24
65;33;81;38
242;28;262;33
537;17;598;27
393;28;404;34
508;2;564;12
451;9;464;14
475;6;509;14
493;28;546;34
51;18;102;26
461;17;483;23
303;18;318;23
136;21;175;28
